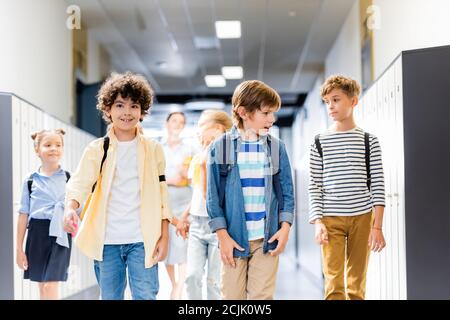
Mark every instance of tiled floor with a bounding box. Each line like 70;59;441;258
154;250;323;300
274;253;323;300
86;248;323;300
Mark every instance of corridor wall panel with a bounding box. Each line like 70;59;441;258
0;93;97;299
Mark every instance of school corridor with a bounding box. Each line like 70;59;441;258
0;0;449;300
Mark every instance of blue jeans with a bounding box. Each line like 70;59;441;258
185;215;221;300
94;242;159;300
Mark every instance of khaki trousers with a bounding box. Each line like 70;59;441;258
221;239;279;300
321;212;373;300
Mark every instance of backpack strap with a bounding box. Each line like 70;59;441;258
91;136;110;192
218;134;231;209
268;138;284;212
27;174;34;195
314;134;323;158
364;132;371;191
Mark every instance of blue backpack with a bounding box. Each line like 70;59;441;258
217;134;284;211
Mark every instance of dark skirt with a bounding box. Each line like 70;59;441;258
24;218;72;282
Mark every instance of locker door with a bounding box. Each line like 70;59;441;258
19;102;31;299
11;97;23;300
387;66;397;299
394;57;407;300
380;71;390;300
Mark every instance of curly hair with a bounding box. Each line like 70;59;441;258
231;80;281;129
320;75;361;98
96;72;154;124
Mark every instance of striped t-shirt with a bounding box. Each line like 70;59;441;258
237;140;267;241
308;127;385;223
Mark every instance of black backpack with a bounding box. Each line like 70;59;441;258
314;132;371;191
218;134;284;211
90;136;110;192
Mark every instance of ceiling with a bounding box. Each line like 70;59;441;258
70;0;356;128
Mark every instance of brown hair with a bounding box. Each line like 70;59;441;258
198;110;233;131
31;129;65;151
96;71;154;124
231;80;281;129
320;75;361;99
166;111;186;123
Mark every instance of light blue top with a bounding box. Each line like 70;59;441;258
19;167;67;220
19;167;70;248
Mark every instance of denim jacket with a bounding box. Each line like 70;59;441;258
206;126;295;257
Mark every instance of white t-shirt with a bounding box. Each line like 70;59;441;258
104;137;143;244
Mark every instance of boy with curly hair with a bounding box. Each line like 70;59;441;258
64;72;172;300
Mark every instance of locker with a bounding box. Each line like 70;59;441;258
360;45;450;299
1;93;97;299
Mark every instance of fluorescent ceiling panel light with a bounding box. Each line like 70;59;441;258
205;75;226;87
222;66;243;79
215;21;241;39
185;100;225;110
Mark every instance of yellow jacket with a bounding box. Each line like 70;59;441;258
66;127;172;268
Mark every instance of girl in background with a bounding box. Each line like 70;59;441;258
161;111;194;299
16;129;72;300
177;110;232;299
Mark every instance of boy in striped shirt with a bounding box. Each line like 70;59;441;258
309;75;386;300
207;80;295;299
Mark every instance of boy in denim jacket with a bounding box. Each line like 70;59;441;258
206;80;295;300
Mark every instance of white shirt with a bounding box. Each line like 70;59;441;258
104;137;143;244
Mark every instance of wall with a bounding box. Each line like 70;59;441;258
373;0;450;78
291;76;329;293
325;0;362;82
0;0;73;123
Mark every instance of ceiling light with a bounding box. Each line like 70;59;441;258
205;75;226;87
185;100;225;110
215;21;241;39
222;66;243;79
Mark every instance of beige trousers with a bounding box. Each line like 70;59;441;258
321;212;373;300
221;239;279;300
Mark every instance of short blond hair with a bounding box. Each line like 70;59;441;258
231;80;281;129
31;129;65;151
198;110;232;131
320;75;361;98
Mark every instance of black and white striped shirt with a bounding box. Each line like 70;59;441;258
308;127;385;223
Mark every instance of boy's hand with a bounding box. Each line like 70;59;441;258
63;208;79;235
314;220;329;245
268;222;291;256
216;229;244;268
368;228;386;252
16;250;28;270
153;234;169;261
